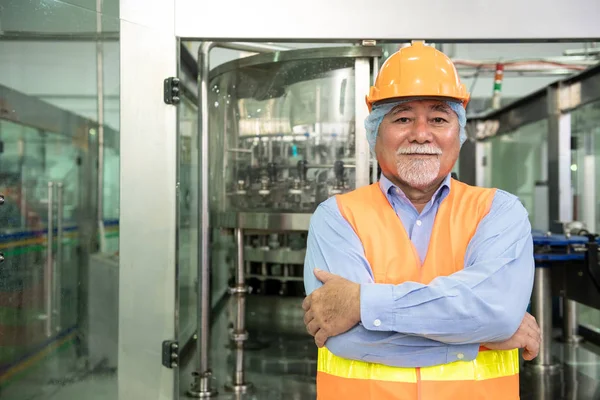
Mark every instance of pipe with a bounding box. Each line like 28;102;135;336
530;266;559;371
191;40;284;397
189;41;215;399
232;228;248;388
45;182;54;337
562;299;582;344
222;228;252;393
96;0;105;250
55;182;64;332
216;42;290;53
563;47;600;56
0;31;119;41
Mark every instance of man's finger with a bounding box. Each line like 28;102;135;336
315;329;328;348
303;310;314;326
525;314;541;334
314;268;336;283
302;295;311;311
524;319;542;342
524;339;539;360
520;322;541;347
307;319;320;337
522;348;536;361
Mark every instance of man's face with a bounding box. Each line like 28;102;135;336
375;99;460;190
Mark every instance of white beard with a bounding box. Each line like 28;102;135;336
396;155;441;189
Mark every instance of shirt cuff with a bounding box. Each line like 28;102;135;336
360;283;395;331
446;343;479;363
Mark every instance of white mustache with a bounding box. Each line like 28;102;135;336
396;145;442;155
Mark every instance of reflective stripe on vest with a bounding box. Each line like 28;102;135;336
318;347;519;382
316;179;520;400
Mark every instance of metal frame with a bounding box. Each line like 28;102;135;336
118;2;179;399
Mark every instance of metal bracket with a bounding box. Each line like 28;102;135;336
0;253;4;263
228;285;250;295
230;330;248;342
0;194;4;205
162;340;179;368
163;77;181;105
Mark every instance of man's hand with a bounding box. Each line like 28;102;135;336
302;269;361;347
482;312;541;360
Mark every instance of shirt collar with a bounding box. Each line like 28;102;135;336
379;173;452;204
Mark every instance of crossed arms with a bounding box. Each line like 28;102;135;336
302;190;539;367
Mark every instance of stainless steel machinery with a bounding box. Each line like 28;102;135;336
208;46;382;296
188;45;382;397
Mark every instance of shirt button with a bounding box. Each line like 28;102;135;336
457;353;464;360
373;319;381;327
416;220;422;226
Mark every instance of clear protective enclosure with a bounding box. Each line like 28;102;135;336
207;47;380;214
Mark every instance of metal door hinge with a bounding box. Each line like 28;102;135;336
162;340;179;368
164;77;181;105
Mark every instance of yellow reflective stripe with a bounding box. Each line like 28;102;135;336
318;348;519;382
420;349;519;381
318;347;417;383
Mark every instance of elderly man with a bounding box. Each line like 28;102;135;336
302;41;541;400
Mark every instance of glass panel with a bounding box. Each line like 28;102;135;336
571;100;600;335
177;94;199;344
0;1;119;398
209;57;360;214
487;119;548;228
0;120;85;398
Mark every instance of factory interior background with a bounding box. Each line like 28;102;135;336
1;0;600;399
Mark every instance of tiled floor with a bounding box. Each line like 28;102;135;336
2;295;600;400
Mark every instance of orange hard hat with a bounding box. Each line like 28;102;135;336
366;41;470;112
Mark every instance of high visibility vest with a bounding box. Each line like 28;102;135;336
316;179;520;400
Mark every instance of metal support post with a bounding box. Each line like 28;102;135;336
225;228;252;394
547;85;572;233
561;299;583;344
528;265;560;372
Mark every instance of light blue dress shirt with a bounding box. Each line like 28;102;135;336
303;174;534;367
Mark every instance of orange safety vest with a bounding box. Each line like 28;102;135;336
316;179;520;400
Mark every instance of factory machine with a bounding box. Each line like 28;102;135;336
206;46;382;298
530;222;600;373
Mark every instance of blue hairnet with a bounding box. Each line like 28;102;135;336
364;98;467;153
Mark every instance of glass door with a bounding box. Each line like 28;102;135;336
176;92;199;347
0;119;94;398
